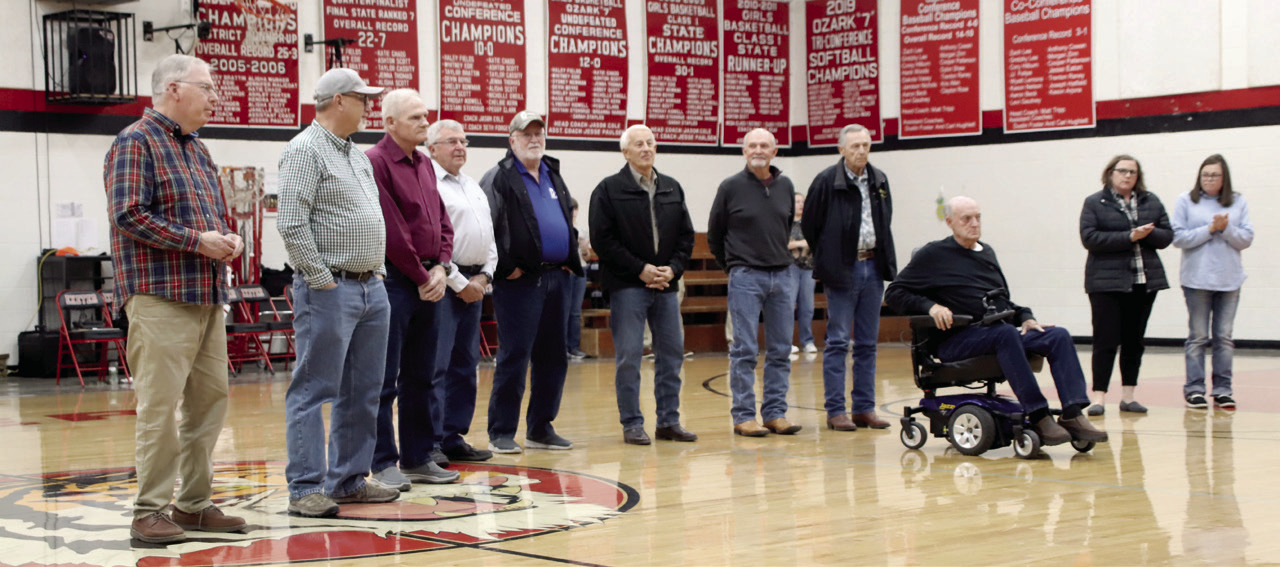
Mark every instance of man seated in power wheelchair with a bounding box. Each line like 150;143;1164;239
883;196;1108;457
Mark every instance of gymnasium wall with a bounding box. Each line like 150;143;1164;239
3;0;1278;364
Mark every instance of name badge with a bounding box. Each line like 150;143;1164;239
548;187;556;199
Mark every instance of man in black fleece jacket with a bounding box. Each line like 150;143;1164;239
884;197;1107;446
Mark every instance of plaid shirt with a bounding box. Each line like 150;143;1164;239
277;122;386;288
105;107;230;313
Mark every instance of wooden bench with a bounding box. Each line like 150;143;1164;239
578;233;907;357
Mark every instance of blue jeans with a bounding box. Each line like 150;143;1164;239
727;266;797;424
609;287;684;429
433;287;484;450
790;265;816;346
1183;287;1239;397
566;273;587;352
489;269;571;441
372;267;440;472
286;274;389;500
821;260;883;416
937;324;1089;414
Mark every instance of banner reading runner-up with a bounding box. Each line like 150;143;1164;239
721;0;789;146
197;0;300;127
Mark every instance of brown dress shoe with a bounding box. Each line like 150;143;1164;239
131;512;185;544
733;420;769;437
1032;415;1071;446
763;417;802;435
655;424;698;442
850;412;890;429
1058;415;1109;443
826;414;858;431
171;505;247;533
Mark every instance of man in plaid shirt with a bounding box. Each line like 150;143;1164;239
277;68;398;518
105;54;246;544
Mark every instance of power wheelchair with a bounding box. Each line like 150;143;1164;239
897;292;1097;459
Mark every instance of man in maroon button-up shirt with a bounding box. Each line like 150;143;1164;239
366;89;459;489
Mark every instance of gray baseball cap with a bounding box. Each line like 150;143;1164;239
314;68;384;101
508;110;545;133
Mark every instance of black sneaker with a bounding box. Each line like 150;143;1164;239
443;442;494;462
1185;393;1208;409
1214;395;1236;409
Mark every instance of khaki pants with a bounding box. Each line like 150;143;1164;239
126;294;229;518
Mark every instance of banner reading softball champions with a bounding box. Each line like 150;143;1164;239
547;0;627;139
197;0;300;127
806;0;879;145
646;0;721;145
899;0;980;138
1003;0;1093;133
322;0;419;130
721;0;789;146
439;0;527;135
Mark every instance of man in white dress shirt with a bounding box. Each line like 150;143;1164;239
427;119;498;462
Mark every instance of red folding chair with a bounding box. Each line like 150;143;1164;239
55;290;130;386
236;284;294;367
224;287;274;373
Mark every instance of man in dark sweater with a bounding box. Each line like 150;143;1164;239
884;197;1107;446
589;124;698;445
708;128;801;437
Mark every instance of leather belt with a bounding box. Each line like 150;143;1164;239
331;269;375;281
456;263;484;276
540;262;565;271
857;250;875;261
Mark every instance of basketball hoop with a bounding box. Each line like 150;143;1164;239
236;0;294;58
220;166;264;220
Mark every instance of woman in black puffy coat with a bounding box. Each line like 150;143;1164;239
1079;154;1172;415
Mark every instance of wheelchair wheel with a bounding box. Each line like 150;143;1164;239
946;405;996;456
1013;429;1041;459
1071;438;1096;453
900;421;928;450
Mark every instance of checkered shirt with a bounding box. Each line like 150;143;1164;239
277;122;386;288
104;107;230;313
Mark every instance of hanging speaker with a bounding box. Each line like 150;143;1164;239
67;26;116;95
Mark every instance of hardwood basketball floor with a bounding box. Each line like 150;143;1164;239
2;345;1278;566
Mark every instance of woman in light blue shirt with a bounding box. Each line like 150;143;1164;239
1171;154;1253;410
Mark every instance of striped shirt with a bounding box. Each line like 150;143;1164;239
277;122;386;288
104;107;230;313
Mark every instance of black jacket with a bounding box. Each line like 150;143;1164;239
480;151;584;280
801;159;897;287
588;165;695;292
707;165;795;272
1079;188;1171;293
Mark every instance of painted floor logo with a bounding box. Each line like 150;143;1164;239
0;461;639;567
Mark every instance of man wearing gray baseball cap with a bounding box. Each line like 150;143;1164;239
479;111;583;454
277;67;396;517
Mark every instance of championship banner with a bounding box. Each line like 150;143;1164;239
721;0;790;146
321;0;419;130
805;0;880;146
546;0;629;140
1003;0;1094;133
197;0;300;127
645;0;721;145
438;0;528;134
899;0;980;139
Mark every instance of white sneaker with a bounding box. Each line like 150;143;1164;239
804;343;818;354
790;345;799;354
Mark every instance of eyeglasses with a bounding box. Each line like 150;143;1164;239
1200;172;1223;179
174;80;216;96
342;92;373;107
434;137;469;147
1113;168;1139;177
